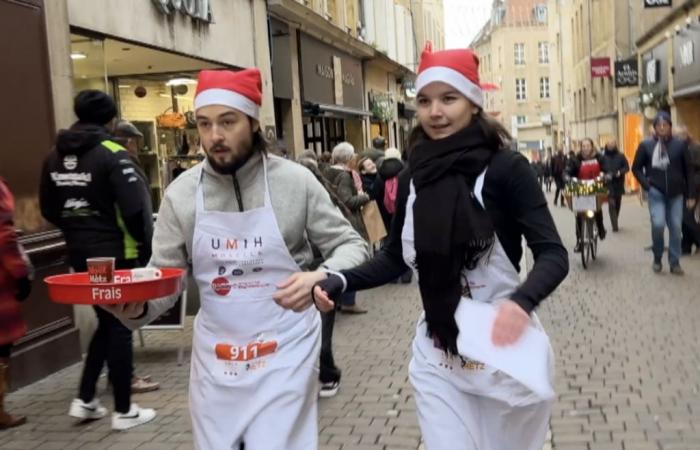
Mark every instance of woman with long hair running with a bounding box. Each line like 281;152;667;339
313;44;568;449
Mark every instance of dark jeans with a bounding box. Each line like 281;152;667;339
340;290;356;307
554;177;566;206
682;203;700;252
576;211;605;241
79;306;134;413
75;258;137;413
320;308;341;384
0;344;11;358
608;193;623;230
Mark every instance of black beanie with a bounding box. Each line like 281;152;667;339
74;90;118;125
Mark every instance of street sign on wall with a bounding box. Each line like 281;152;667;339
614;58;639;87
591;57;611;78
644;0;671;8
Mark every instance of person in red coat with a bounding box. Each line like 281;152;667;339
566;138;607;252
0;178;32;429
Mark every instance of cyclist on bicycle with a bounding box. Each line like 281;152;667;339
566;138;607;252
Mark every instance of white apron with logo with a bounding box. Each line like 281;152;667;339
402;170;555;450
188;158;321;450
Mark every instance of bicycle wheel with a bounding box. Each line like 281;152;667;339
580;217;590;269
589;217;598;261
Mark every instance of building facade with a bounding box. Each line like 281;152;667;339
269;0;424;156
1;0;270;388
472;0;554;160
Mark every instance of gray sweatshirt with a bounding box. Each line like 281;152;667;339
122;151;369;329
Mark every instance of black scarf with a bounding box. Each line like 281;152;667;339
408;123;495;355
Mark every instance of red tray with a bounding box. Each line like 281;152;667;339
44;268;187;305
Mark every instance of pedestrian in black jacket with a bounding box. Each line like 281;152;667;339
632;111;695;275
312;45;568;450
39;90;156;429
551;149;568;207
600;138;629;232
675;125;700;254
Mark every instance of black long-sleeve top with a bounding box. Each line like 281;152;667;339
340;150;569;315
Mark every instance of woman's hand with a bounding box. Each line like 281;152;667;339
491;300;530;347
311;286;336;312
311;273;346;312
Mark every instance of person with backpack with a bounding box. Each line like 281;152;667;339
312;44;567;450
373;148;412;283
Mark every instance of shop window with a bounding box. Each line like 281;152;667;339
71;35;108;92
70;32;223;209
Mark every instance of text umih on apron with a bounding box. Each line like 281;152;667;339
189;158;321;450
402;170;555;450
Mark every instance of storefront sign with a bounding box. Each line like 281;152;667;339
673;27;700;96
315;63;356;87
152;0;213;22
679;41;694;67
614;58;639;87
299;33;364;110
644;0;671;7
590;57;611;78
645;59;659;84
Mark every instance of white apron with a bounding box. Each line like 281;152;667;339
402;171;555;450
188;158;321;450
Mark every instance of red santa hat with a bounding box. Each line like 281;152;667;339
194;69;262;119
415;42;484;109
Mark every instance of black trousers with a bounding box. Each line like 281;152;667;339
554;178;566;206
319;307;341;384
0;344;11;359
78;306;134;413
608;193;623;230
682;204;700;252
576;211;605;240
75;258;137;413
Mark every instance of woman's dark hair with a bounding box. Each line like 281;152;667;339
407;110;512;156
581;137;596;150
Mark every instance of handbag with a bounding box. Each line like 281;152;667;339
361;200;387;244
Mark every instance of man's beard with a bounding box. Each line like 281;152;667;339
206;143;254;174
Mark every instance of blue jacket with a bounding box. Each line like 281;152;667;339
632;136;692;198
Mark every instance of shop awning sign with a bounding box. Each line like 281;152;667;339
590;57;611;78
614;58;639;87
152;0;213;23
644;0;671;8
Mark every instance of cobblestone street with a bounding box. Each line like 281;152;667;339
1;194;699;450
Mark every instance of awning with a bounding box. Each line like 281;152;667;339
304;103;373;118
673;84;700;99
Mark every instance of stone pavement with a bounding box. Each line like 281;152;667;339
542;194;700;450
1;193;699;450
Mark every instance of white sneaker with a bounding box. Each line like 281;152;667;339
319;381;340;398
68;398;108;420
111;404;156;431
